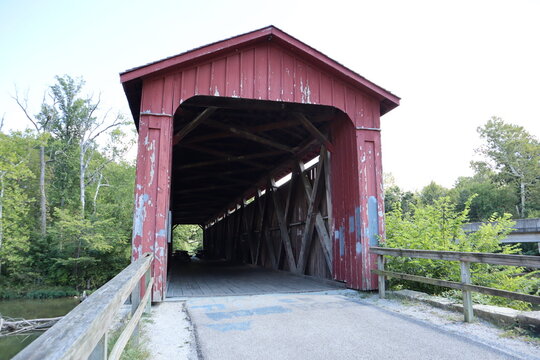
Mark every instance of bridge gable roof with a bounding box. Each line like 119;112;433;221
120;26;399;124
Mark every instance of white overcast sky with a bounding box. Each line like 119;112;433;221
1;0;538;191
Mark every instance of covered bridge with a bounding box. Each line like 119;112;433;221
120;26;400;301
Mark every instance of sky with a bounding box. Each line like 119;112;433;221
0;0;538;191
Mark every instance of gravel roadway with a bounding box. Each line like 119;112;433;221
144;290;540;359
185;290;540;360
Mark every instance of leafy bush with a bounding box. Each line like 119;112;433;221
384;196;538;310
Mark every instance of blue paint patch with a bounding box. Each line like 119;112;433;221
156;229;167;237
349;216;354;233
367;196;379;246
191;304;225;311
356;241;362;254
278;298;297;303
206;321;251;332
339;226;345;257
355;207;362;240
206;306;291;321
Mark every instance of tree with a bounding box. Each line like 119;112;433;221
0;131;35;279
384;197;535;310
475;117;540;217
14;91;54;236
419;181;448;206
173;225;203;254
450;173;518;221
384;185;418;215
383;172;418;215
40;75;126;218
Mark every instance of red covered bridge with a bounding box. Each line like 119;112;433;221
120;26;399;301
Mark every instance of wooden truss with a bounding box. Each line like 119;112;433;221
203;146;333;278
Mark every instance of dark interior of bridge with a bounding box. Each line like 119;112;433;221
170;95;341;225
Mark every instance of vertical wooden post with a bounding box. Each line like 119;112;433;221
377;255;385;299
88;332;107;360
131;278;141;345
144;266;151;314
460;261;474;322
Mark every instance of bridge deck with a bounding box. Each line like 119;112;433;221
166;260;343;298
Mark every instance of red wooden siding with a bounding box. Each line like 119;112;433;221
125;26;398;299
132;80;174;301
142;43;380;129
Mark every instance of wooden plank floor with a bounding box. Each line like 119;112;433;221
166;259;343;298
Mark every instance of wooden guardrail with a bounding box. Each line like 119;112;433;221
14;253;153;360
370;247;540;322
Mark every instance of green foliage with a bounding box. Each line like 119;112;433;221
474;117;540;218
0;131;36;279
449;173;518;221
2;75;135;293
384;197;535;310
173;225;203;255
419;181;449;206
0;285;78;300
384;185;418;215
108;317;151;360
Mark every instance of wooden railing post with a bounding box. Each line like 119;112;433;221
88;332;107;360
131;278;141;345
460;261;474;322
144;266;151;314
377;255;386;299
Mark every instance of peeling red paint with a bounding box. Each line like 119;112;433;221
124;26;398;300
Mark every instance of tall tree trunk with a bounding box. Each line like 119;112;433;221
92;172;103;215
80;147;85;219
39;145;47;236
520;181;526;218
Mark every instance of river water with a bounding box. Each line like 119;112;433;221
0;297;79;359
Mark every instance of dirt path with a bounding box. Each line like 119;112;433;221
144;302;198;359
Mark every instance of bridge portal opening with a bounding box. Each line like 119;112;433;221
121;26;398;301
166;96;340;297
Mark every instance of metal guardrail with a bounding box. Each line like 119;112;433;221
370;247;540;322
14;253;153;360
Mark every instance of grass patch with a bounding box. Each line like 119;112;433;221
500;326;540;346
108;322;150;360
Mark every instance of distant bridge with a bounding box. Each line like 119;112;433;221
463;218;540;246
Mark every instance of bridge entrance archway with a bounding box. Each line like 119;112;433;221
120;26;399;301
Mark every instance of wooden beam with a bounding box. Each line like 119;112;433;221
173;107;217;145
206;138;319;225
372;269;540;305
323;149;333;237
270;180;297;272
173;168;258;183
296;153;326;273
284;171;297;224
175;150;283;170
297;147;332;270
255;193;267;265
206;121;295;153
173;183;243;194
180;143;270;170
182;118;308;144
370;247;540;268
242;202;256;264
252;194;262;264
295;113;334;152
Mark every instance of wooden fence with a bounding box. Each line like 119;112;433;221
14;253;153;360
370;247;540;322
